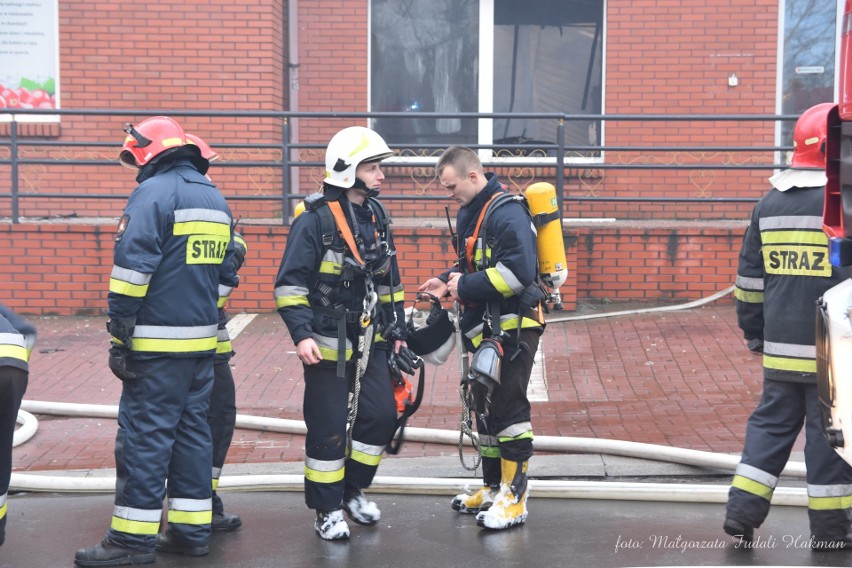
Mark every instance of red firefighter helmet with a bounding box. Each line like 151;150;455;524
790;102;834;169
186;133;219;162
119;116;190;169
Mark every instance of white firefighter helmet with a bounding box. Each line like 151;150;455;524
405;293;456;366
324;126;393;189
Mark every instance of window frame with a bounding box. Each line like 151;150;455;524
369;0;606;166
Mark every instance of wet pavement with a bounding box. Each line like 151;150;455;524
6;301;839;567
2;491;848;568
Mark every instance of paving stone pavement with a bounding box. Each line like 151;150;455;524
13;301;776;475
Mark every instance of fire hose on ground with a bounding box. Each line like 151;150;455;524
13;286;811;505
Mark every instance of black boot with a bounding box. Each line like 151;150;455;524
74;538;154;567
212;511;242;532
212;492;242;532
154;532;208;557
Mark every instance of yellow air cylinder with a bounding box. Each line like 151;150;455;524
293;200;306;219
525;182;567;290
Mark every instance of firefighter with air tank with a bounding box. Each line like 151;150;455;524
418;145;565;530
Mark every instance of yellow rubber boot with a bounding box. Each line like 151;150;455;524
451;485;499;514
476;459;529;530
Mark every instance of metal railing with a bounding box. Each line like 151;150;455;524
0;109;798;223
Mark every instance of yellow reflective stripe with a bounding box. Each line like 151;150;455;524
131;336;218;353
731;474;773;500
305;464;345;484
276;296;310;309
484;267;515;298
808;495;852;511
0;344;28;362
350;448;383;467
173;221;231;237
111;516;160;535
468;317;542;348
0;501;6;520
379;290;405;304
109;278;148;298
217;296;228;308
761;245;832;277
734;288;764;303
374;331;386;343
168;510;212;526
498;431;534;443
761;230;828;245
318;345;352;361
481;446;501;458
234;233;247;250
319;261;343;275
161;137;184;149
763;355;816;373
216;340;232;354
212;478;219;491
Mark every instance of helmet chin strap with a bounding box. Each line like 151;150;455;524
352;177;380;198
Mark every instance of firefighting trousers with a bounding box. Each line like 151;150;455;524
0;367;28;544
473;329;539;476
302;344;397;512
208;359;237;515
108;356;214;552
726;379;852;540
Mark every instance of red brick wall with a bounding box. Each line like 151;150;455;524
1;0;782;222
0;1;776;314
597;0;780;218
0;222;740;316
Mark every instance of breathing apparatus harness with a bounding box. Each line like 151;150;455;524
303;190;399;451
454;191;547;466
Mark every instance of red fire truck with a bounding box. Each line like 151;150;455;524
817;0;852;465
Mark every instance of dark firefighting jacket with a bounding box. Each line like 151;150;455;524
445;174;544;351
108;156;237;358
274;193;405;362
0;302;36;371
734;184;847;383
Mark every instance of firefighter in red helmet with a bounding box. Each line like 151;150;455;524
185;132;247;534
75;116;238;566
724;103;852;549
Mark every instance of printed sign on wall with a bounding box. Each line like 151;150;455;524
0;0;59;117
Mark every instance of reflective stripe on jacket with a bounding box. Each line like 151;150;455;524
0;302;36;371
274;193;405;360
451;174;543;350
734;184;847;382
108;158;236;357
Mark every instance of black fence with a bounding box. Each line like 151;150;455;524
0;109;799;223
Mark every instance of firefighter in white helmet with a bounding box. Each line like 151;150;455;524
724;103;852;549
274;126;409;540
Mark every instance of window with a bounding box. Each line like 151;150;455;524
778;0;838;145
370;0;604;158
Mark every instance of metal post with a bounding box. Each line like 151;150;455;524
282;117;291;225
10;118;19;224
556;118;565;217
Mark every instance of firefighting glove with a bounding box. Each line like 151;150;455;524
108;345;136;382
393;346;423;376
107;317;137;381
746;337;764;355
